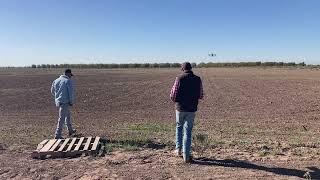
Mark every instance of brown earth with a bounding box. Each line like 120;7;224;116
1;67;320;179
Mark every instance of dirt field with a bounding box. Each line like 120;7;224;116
1;67;320;179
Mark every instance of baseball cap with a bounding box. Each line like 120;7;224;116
64;69;74;76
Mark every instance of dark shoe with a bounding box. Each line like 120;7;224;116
69;129;77;136
184;155;193;163
54;136;64;139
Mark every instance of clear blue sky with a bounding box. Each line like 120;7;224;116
0;0;320;66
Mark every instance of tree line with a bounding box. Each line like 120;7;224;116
197;61;305;67
28;61;306;69
30;63;193;69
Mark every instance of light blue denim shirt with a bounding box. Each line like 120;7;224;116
51;75;74;107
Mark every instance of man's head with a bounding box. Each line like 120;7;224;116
181;62;192;71
64;69;74;78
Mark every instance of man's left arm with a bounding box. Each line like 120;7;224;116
67;80;74;105
170;77;180;102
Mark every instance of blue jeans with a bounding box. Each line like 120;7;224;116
55;104;73;138
175;110;195;161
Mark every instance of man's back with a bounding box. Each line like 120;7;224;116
173;70;203;112
51;75;74;106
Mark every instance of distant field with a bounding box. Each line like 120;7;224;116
1;67;320;179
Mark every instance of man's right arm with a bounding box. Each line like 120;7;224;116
51;81;55;96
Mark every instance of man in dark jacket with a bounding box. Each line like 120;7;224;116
170;62;203;162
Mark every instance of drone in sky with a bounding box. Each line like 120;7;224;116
208;53;216;57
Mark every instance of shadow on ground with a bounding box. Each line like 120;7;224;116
193;157;320;179
105;139;169;150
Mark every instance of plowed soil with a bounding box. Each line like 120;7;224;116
1;68;320;179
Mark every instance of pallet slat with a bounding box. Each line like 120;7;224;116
36;139;49;151
74;137;85;151
39;139;57;152
91;137;100;151
49;139;62;152
66;138;77;152
83;137;92;151
57;138;70;152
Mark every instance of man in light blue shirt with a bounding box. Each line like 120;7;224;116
51;69;76;139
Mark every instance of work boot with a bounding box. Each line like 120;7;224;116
69;129;77;136
184;155;193;163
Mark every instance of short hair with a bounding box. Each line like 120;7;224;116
181;62;192;70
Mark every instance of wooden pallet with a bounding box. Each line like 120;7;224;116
31;137;100;159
